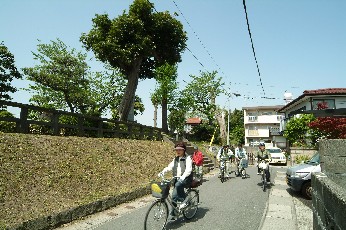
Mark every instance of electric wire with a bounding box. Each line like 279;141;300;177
242;0;266;97
147;0;205;69
172;0;226;77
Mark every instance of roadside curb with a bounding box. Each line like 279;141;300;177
260;170;298;230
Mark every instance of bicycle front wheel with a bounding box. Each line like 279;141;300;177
183;190;199;220
144;200;168;230
262;173;266;191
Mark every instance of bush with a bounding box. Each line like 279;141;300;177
294;155;311;164
0;110;16;133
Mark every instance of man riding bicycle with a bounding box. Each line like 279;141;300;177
235;143;248;176
158;142;193;219
256;143;271;183
217;145;232;177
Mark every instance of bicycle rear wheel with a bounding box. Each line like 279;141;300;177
144;200;168;230
242;169;246;179
183;190;199;220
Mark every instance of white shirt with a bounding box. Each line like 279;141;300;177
161;155;192;181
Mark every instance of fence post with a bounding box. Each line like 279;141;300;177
77;116;85;136
127;123;133;139
139;125;144;139
52;112;59;135
19;107;29;133
97;120;103;138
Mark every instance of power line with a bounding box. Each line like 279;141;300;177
147;0;205;69
172;0;227;77
242;0;266;97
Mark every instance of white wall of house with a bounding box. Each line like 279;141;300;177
280;95;346;131
243;106;286;148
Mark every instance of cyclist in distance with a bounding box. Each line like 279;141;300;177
158;142;193;218
235;143;248;176
192;146;204;180
256;143;271;183
217;145;232;177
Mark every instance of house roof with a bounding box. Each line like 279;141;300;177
242;105;284;111
186;117;202;124
278;88;346;112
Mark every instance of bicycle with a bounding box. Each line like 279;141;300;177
219;156;229;183
258;159;270;191
235;157;248;179
144;176;200;230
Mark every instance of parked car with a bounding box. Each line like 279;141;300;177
266;147;287;165
286;152;321;199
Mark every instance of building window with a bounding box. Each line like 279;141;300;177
261;112;272;115
312;99;335;110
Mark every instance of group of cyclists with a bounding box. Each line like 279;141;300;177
156;141;271;220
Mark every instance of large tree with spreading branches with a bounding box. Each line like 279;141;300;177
80;0;187;121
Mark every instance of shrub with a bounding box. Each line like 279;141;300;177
0;110;16;132
294;154;311;164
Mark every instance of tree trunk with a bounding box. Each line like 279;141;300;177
118;61;141;121
215;111;227;145
153;104;158;128
161;97;168;133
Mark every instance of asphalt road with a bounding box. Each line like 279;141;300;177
58;164;280;230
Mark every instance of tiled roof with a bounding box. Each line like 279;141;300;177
186;117;202;124
279;88;346;112
303;88;346;95
242;105;284;110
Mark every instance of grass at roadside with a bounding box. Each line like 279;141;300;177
0;133;175;228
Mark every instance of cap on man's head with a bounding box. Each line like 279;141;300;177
259;143;265;147
174;142;186;151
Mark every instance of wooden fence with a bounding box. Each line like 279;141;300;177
0;100;162;140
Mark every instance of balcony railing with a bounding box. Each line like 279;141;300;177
248;130;259;136
248;116;258;122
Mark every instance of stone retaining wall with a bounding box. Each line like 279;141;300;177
312;139;346;230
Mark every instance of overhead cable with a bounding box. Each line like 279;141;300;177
147;0;205;69
242;0;266;97
172;0;225;75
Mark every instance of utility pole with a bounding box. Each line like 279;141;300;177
226;91;231;146
227;107;230;146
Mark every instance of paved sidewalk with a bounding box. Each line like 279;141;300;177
260;170;297;230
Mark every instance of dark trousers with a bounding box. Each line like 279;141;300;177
172;178;191;203
258;164;270;181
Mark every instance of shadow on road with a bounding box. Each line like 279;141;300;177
165;207;210;229
286;188;312;208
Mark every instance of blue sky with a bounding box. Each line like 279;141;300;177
1;0;346;127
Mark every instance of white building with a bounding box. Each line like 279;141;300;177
242;105;286;148
278;88;346;131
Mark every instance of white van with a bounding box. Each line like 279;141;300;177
286;152;321;199
266;147;287;165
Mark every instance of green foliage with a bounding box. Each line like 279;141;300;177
22;39;136;119
181;71;224;124
294;155;311;164
283;114;315;146
152;63;178;132
80;0;187;120
0;42;22;101
189;123;215;142
229;109;245;145
0;110;16;132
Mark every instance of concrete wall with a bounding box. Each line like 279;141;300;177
312;139;346;230
289;147;317;166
